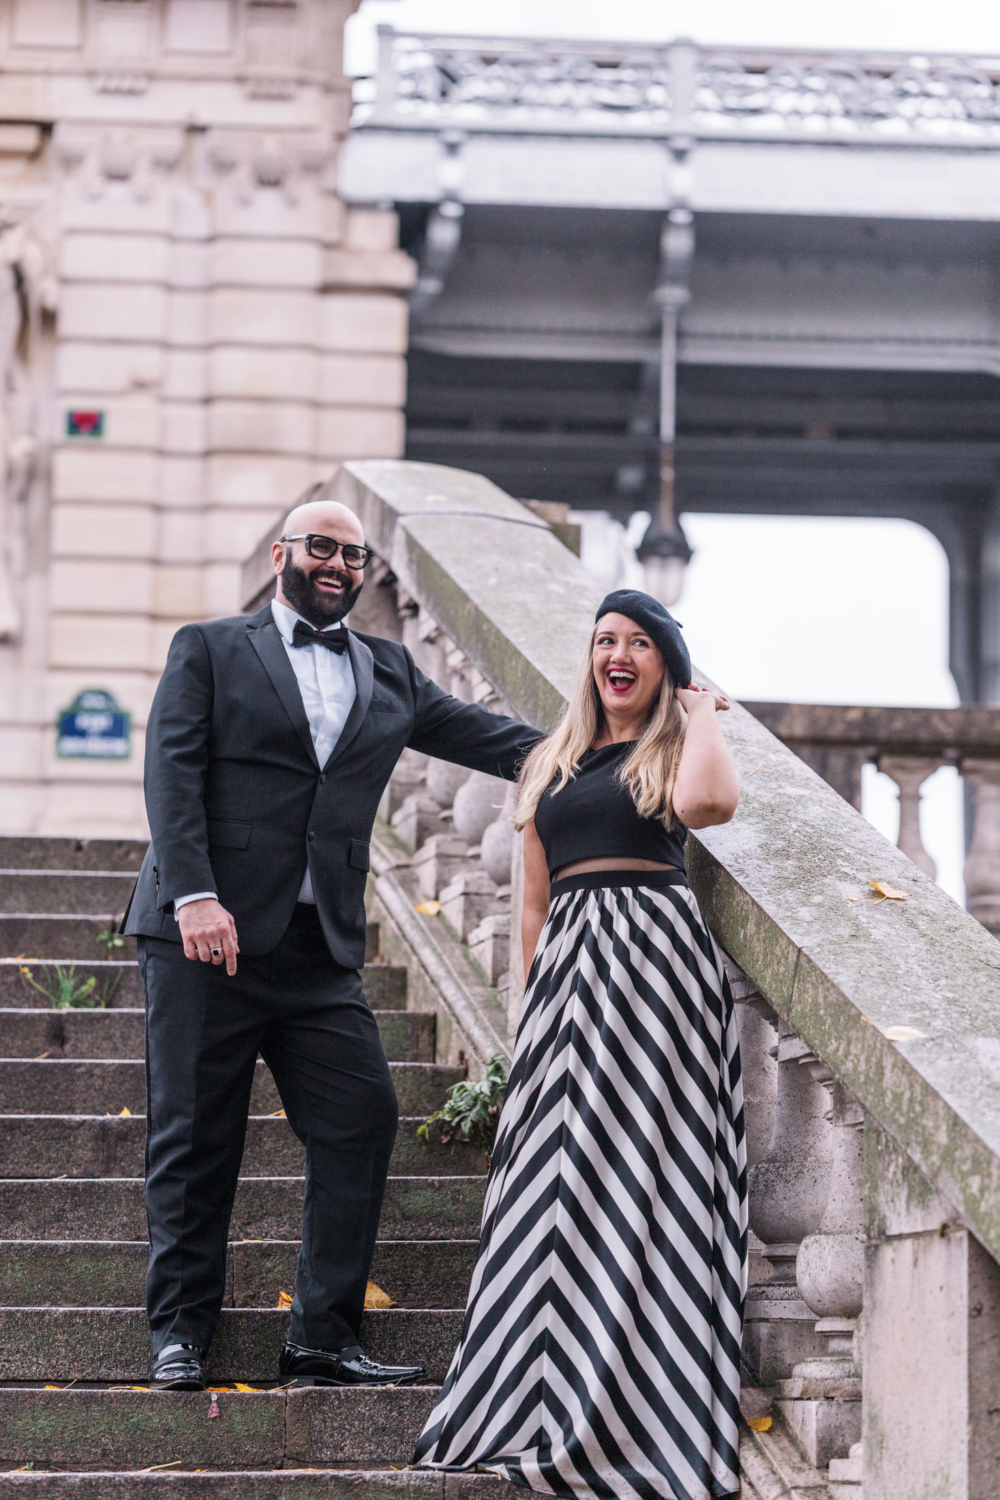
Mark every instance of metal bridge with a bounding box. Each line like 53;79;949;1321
341;30;1000;700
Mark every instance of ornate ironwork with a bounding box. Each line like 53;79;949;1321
696;57;1000;140
360;32;1000;145
385;39;673;131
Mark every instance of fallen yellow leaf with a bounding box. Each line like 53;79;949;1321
234;1383;255;1392
206;1386;232;1392
364;1280;395;1309
119;1107;132;1117
267;1108;286;1118
276;1290;293;1310
870;881;908;902
881;1025;927;1043
747;1416;772;1432
414;900;441;916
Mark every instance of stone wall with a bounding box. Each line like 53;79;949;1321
0;0;414;836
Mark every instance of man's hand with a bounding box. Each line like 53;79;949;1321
177;899;239;975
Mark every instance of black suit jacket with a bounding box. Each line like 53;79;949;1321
123;606;541;969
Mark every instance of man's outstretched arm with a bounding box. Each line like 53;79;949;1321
406;652;544;780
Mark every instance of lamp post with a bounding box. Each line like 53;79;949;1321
638;205;693;607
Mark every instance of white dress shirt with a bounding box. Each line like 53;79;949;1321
175;597;357;913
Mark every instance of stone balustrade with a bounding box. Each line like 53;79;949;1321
746;700;1000;938
242;458;1000;1497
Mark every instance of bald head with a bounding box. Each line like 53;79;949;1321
271;497;367;628
281;498;365;545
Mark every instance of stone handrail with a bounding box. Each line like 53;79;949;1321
245;457;1000;1493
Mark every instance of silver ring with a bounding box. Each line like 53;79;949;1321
211;948;222;957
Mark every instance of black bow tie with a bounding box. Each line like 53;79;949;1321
291;621;349;654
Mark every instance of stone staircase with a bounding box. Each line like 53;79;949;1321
0;835;502;1495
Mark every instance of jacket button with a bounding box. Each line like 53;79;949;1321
319;774;327;784
308;832;316;842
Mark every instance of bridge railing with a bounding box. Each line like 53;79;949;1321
242;458;1000;1496
746;699;1000;940
354;28;1000;148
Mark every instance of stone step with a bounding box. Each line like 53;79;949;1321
0;1238;479;1311
1;959;408;1011
0;872;138;916
0;1007;434;1062
0;1385;442;1473
0;1470;512;1499
1;960;143;1008
0;1307;463;1383
0;916;136;963
0;1114;486;1179
0;920;385;966
0;837;147;872
0;1058;463;1116
0;1177;487;1242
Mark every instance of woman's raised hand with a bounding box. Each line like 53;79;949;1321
676;684;730;714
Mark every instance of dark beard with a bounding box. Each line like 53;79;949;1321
281;555;363;628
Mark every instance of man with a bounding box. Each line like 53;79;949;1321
124;487;541;1391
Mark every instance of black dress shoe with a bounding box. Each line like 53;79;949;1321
278;1340;425;1387
151;1343;207;1390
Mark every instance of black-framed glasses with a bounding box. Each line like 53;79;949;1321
280;534;374;569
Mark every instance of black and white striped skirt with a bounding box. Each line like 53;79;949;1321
413;870;748;1500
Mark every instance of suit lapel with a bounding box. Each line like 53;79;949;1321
246;611;319;768
324;630;374;771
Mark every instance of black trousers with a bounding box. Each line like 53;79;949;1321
139;904;398;1356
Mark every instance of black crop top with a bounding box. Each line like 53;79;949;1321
533;741;687;877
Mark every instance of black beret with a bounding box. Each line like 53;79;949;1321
595;589;692;689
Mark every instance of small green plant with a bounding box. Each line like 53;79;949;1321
419;1055;507;1161
19;962;120;1010
96;925;125;956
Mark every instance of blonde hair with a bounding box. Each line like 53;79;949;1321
514;625;686;832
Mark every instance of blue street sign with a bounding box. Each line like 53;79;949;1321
56;689;131;759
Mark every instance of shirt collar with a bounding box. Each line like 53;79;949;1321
271;597;346;647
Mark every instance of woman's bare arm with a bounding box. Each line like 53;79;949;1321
521;819;551;977
671;687;740;829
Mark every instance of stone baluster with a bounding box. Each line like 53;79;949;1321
411;757;474;898
961;758;1000;937
777;1065;865;1474
399;602;447;686
379;746;427;823
723;958;778;1173
440;770;509;940
444;638;474;703
723;960;779;1321
877;754;942;880
744;1024;834;1387
467;784;516;993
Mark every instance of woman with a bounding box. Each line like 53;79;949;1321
414;589;747;1500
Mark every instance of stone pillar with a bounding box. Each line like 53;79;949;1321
878;754;942;879
777;1072;864;1470
863;1121;1000;1500
743;1025;833;1385
962;758;1000;937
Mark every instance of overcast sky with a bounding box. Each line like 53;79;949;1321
347;0;1000;68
